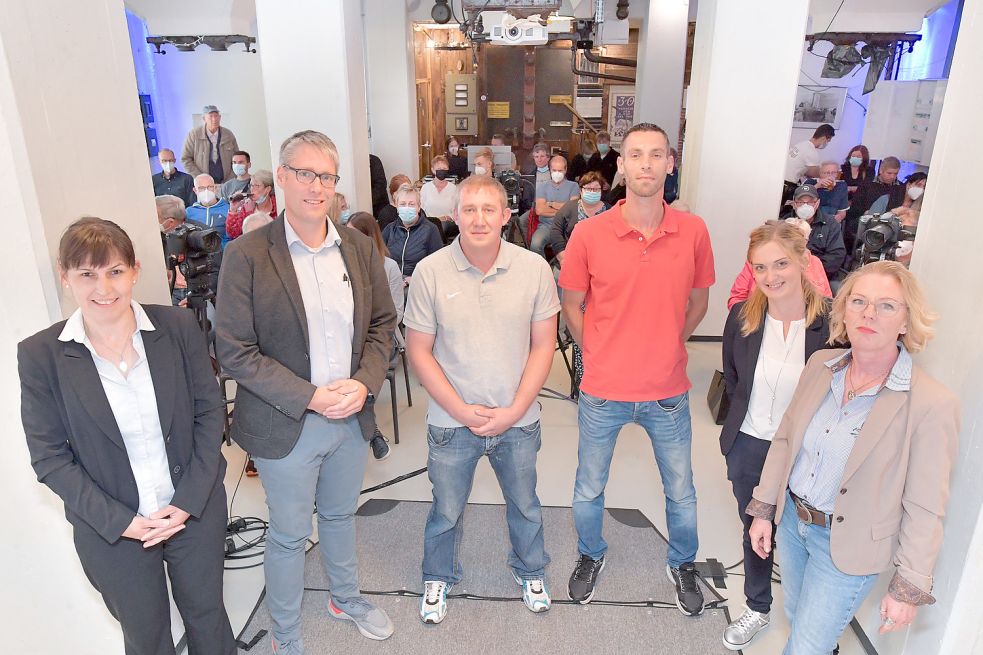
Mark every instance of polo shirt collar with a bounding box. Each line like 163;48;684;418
283;213;342;253
610;198;679;238
449;236;512;273
58;300;156;344
824;343;913;392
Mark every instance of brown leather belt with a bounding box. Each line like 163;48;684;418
790;491;831;527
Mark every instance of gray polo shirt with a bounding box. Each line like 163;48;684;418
404;238;560;428
535;179;580;225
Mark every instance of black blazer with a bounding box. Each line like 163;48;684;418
18;305;227;545
719;301;831;456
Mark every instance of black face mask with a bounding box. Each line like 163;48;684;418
434;170;449;180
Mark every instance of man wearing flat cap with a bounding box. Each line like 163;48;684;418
182;104;240;183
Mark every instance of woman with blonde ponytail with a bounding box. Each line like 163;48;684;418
718;220;831;651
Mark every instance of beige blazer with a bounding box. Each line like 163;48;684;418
752;348;960;602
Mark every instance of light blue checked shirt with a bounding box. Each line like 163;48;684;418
788;344;913;513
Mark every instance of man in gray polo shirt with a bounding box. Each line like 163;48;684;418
405;175;560;625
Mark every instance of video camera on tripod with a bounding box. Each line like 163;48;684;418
162;223;222;333
496;169;523;213
854;212;916;267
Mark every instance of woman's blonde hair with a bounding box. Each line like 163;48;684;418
829;260;936;352
739;220;827;336
394;183;420;206
328;192;346;222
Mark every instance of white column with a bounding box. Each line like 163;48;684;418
634;0;689;145
896;2;983;653
255;0;372;212
0;1;170;652
680;0;810;336
363;0;419;180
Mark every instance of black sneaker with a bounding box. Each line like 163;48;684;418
666;562;705;616
568;554;605;604
370;431;390;460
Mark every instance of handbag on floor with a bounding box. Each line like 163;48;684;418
706;370;730;426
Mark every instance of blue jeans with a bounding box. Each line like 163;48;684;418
528;221;551;256
777;491;878;655
422;422;549;584
253;414;369;644
572;391;698;568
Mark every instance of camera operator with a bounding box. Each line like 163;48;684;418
156;195;205;306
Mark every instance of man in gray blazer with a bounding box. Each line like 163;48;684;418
216;130;397;654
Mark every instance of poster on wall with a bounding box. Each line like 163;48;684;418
792;85;847;129
607;85;635;146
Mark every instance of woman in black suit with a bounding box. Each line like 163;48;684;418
719;220;831;651
18;218;235;655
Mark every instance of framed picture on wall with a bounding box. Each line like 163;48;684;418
792;85;847;129
607;85;636;146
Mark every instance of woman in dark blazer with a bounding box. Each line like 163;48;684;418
18;218;235;655
719;220;830;651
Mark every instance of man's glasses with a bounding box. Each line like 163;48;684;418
283;164;340;187
846;295;905;317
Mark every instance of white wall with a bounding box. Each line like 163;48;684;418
364;0;419;182
635;0;689;145
1;1;171;652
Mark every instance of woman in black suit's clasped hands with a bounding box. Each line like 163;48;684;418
18;217;235;655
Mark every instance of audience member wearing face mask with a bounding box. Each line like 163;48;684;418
224;170;277;241
841;145;874;197
782;124;835;213
152;148;196;208
381;184;443;284
531;155;580;257
376;174;413;230
784;184;846;280
220;151;252;200
186;173;232;248
421;155;460;242
586;132;619;186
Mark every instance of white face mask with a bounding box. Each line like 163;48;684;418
254;193;269;205
795;203;817;220
232;163;247;176
474;165;487;176
197;189;216;205
551;171;565;183
161;161;175;174
907;186;924;200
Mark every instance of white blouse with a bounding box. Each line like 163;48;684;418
739;314;806;442
58;301;175;517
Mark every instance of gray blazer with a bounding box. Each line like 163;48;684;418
215;215;398;459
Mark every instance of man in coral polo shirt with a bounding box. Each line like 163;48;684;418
558;123;715;616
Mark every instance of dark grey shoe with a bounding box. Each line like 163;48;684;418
667;562;705;616
370;432;390;460
568;554;605;604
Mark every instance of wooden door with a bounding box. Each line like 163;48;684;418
416;80;433;179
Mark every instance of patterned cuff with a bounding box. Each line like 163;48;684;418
745;499;777;521
888;572;936;606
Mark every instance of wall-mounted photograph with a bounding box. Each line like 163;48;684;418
792;85;847;129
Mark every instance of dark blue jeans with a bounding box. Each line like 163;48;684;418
422;422;549;584
572;391;699;568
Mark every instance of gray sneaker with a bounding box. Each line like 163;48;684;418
271;636;305;655
329;596;394;640
723;607;770;650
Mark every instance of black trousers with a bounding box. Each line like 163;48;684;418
724;431;775;614
72;483;236;655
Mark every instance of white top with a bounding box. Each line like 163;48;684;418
284;215;354;387
420;180;459;220
740;314;806;441
785;139;821;183
58;301;175;517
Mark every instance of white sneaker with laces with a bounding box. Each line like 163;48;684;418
512;570;551;613
723;607;770;650
420;580;449;624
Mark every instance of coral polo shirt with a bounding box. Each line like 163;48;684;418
558;199;715;401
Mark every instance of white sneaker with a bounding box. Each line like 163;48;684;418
723;607;770;650
512;570;551;613
420;580;448;624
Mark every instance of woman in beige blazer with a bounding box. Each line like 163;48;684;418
746;261;960;654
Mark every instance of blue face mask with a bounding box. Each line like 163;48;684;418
339;208;352;224
398;206;418;224
537;165;549;173
849;156;863;167
581;190;602;205
597;143;610;155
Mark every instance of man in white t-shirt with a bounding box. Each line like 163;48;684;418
783;123;835;212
